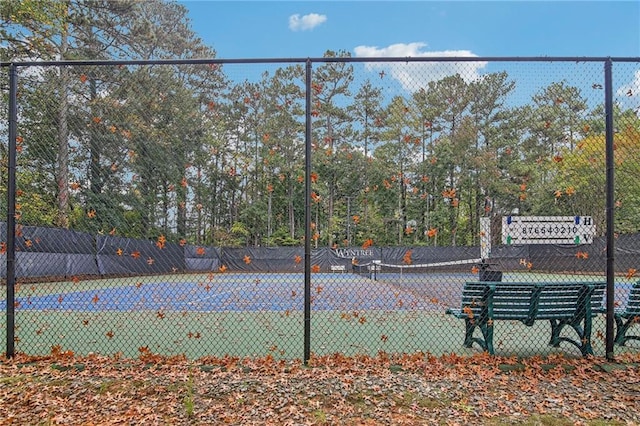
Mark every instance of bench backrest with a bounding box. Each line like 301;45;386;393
535;281;605;320
459;282;493;319
623;282;640;316
460;281;606;323
491;283;539;322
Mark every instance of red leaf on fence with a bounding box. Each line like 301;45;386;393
403;250;412;265
463;306;474;318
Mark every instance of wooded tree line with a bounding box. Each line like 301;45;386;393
2;0;639;249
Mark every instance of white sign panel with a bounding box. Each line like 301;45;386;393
502;216;595;245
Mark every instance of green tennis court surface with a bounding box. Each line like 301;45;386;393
3;271;636;359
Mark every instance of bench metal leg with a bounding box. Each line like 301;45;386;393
463;319;494;354
549;319;593;356
482;322;494;355
615;314;640;346
463;319;476;348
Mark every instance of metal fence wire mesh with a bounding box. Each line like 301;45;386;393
2;57;640;361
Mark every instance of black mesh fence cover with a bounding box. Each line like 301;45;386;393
3;223;640;278
96;235;186;275
1;222;98;278
184;244;220;272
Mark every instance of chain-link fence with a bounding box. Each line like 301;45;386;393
2;57;640;362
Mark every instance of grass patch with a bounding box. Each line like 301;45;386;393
394;390;447;410
182;372;196;419
486;415;627;425
0;375;28;385
311;409;328;424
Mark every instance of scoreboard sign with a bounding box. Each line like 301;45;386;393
502;216;595;245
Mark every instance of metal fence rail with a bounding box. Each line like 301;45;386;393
2;56;639;363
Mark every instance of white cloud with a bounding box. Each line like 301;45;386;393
288;13;327;31
354;42;487;92
617;69;640;99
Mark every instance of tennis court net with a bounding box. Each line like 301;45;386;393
352;258;483;280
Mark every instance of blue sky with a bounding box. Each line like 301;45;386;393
180;1;640;59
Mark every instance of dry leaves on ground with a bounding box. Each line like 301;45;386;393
1;348;640;425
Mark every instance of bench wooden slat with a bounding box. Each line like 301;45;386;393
614;281;640;346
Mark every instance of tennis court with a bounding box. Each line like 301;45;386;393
12;271;441;313
4;266;637;359
14;266;628;314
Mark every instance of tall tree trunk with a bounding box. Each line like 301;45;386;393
55;27;70;228
89;78;102;195
288;180;295;239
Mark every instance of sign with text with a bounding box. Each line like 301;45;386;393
502;216;595;245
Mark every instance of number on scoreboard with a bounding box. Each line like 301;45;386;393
502;216;595;245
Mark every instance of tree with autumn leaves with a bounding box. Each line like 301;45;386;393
2;2;639;250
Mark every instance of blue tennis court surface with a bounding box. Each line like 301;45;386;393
13;273;439;312
9;271;633;313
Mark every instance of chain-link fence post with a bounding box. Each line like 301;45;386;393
604;57;615;360
5;63;18;358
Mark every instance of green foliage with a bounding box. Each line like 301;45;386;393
267;227;300;247
3;2;638;248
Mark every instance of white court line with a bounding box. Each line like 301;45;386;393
186;291;233;305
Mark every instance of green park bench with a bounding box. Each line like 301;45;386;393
614;281;640;346
446;281;606;356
